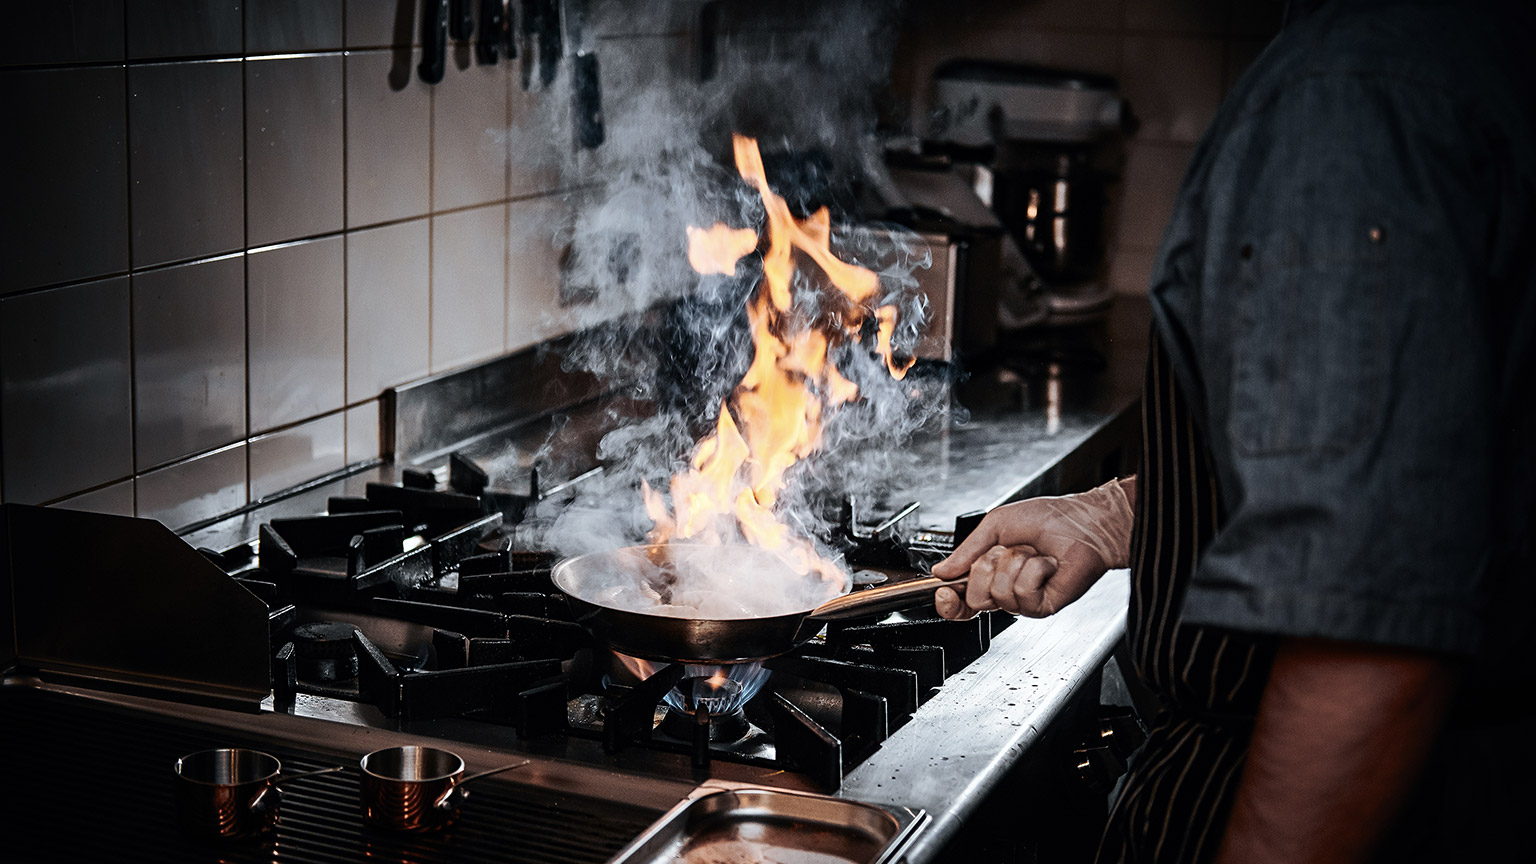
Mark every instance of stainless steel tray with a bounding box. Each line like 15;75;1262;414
611;783;926;864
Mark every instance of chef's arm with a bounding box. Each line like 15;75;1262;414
1216;637;1457;864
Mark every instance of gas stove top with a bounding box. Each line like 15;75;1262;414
2;301;1148;863
208;450;1009;794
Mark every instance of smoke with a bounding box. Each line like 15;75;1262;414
521;1;953;581
560;543;845;619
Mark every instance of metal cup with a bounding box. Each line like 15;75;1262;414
174;748;282;839
359;746;467;832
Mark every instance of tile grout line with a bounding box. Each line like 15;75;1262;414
427;50;437;379
341;3;352;466
122;2;139;517
242;16;253;509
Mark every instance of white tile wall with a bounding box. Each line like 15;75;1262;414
132;254;247;469
345;401;382;464
127;59;245;267
346;219;432;400
508;195;572;352
0;66;129;293
250;412;346;501
1;0;592;522
432;60;511;212
136;442;247;531
52;480;136;518
2;0;1283;524
346;49;433;227
248;236;347;432
431;203;509;371
0;278;133;504
246;54;346;246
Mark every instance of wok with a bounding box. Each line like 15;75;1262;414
551;544;970;663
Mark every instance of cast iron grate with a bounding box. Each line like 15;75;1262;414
0;687;659;864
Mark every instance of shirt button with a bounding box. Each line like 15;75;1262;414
1239;243;1254;260
1368;226;1386;244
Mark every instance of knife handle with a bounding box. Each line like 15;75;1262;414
419;0;449;84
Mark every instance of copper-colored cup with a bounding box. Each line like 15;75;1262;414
174;748;282;839
359;746;531;832
359;746;466;832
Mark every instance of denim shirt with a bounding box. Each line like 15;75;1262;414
1148;0;1536;656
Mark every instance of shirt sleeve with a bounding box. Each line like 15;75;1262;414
1174;69;1497;655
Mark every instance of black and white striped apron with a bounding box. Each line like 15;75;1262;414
1095;334;1279;864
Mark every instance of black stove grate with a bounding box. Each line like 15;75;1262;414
0;688;659;864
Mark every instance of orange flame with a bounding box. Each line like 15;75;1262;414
649;134;913;582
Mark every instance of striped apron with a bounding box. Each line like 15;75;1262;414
1095;335;1279;864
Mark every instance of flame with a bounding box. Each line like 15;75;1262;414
686;224;760;276
612;652;769;716
650;134;914;582
615;651;660;682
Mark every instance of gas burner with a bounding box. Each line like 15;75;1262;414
658;702;752;743
662;663;771;717
290;621;360;683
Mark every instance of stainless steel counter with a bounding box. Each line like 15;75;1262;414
841;570;1130;861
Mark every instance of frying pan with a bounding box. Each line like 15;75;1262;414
551;544;969;663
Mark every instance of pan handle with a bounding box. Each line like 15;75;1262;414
808;576;970;622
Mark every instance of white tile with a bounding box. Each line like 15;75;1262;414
249;412;346;500
1113;141;1193;249
132;255;246;469
248;236;347;432
0;66;129;294
433;58;510;211
507;195;571;351
246;0;343;54
246;55;346;246
346;401;382;463
128;60;245;268
52;479;136;518
431;204;508;371
346;219;431;400
346;0;416;48
1120;35;1225;144
135;443;247;531
125;0;241;58
508;60;568;198
346;49;432;227
0;277;132;504
4;1;125;66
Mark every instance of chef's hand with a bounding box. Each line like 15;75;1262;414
931;476;1136;620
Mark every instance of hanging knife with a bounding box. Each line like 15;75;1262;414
419;0;449;83
476;0;504;64
450;0;474;40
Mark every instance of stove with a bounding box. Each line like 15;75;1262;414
0;300;1149;863
215;453;1013;794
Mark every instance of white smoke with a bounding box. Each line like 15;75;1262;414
514;1;955;575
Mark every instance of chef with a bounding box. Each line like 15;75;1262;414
931;1;1535;862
